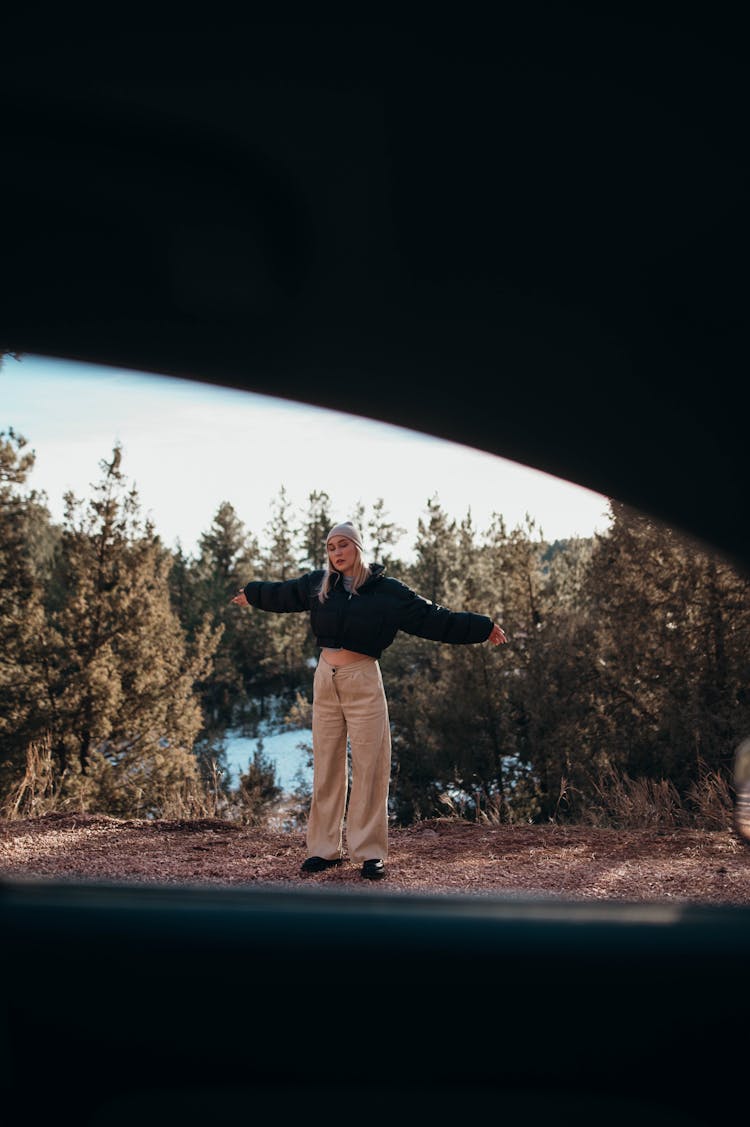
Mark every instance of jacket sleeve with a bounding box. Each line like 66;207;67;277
394;582;493;645
243;571;320;614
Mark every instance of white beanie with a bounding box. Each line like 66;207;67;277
326;521;364;550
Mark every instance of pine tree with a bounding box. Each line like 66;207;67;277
384;501;491;821
234;743;282;825
366;498;405;569
0;430;52;799
41;447;220;816
408;494;459;604
256;486;314;703
263;485;299;581
582;503;750;795
404;509;525;821
185;501;266;737
299;490;333;571
513;534;601;821
385;505;554;824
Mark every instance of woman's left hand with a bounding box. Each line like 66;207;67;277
488;623;508;645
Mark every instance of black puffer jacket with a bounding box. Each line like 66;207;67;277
243;564;493;659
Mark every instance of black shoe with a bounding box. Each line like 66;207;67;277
361;859;386;880
300;856;342;873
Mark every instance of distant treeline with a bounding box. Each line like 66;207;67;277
2;428;749;829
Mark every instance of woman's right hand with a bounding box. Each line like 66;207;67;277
230;590;248;607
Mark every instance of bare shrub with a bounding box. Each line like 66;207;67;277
158;772;226;821
685;766;734;830
437;792;463;819
1;736;64;819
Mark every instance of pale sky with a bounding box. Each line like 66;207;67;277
1;353;611;560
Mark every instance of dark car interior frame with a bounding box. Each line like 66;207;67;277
1;16;748;1124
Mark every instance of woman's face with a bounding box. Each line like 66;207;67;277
327;536;357;577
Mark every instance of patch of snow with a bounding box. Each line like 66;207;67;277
224;728;313;792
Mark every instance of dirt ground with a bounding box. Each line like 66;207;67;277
1;812;750;903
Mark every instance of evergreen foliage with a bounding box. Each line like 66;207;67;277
2;423;749;829
235;743;283;825
575;503;750;806
299;490;333;571
178;501;262;731
1;444;221;817
0;430;51;791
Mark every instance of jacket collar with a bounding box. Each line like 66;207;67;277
332;563;385;591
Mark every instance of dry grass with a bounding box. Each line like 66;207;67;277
1;742;737;843
586;767;734;831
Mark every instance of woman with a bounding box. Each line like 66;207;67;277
231;521;507;880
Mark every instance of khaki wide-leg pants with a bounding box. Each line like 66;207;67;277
307;655;392;863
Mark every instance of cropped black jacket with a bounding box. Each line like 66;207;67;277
243;564;493;660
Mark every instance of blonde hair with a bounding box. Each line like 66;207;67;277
317;541;370;603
